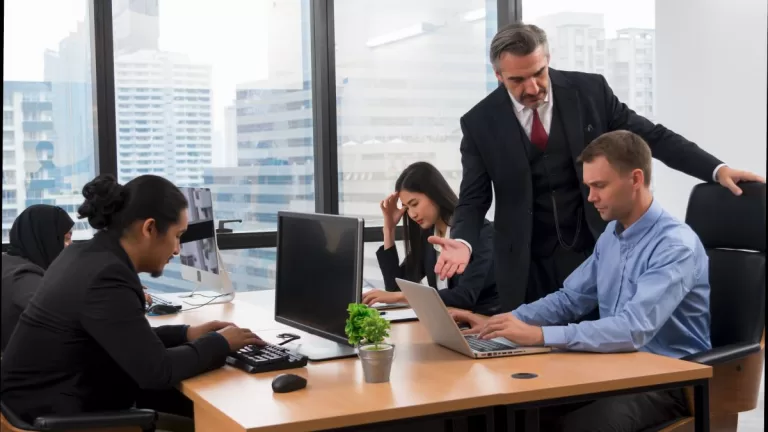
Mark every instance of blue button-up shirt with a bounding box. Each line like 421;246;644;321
512;199;711;358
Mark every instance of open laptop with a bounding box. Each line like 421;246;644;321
396;279;551;358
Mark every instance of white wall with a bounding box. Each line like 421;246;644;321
655;0;767;219
657;0;767;410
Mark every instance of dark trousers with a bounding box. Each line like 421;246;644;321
527;244;600;321
135;389;195;432
539;389;689;432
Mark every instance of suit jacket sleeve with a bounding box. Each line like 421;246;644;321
452;116;494;251
9;265;44;312
438;223;494;310
602;75;722;182
153;325;190;348
376;245;425;292
80;263;231;390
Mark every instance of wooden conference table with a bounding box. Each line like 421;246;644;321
147;291;712;432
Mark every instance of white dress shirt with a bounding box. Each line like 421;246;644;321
454;86;725;256
433;225;450;290
509;87;554;138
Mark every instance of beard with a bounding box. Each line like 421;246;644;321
149;256;174;278
519;88;548;106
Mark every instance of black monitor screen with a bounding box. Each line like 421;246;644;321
274;212;363;345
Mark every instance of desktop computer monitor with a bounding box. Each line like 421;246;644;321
274;211;363;360
177;187;233;305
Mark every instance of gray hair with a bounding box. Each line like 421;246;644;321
490;23;549;70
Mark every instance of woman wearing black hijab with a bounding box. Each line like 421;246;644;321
2;205;74;351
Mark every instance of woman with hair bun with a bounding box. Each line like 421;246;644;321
1;174;263;431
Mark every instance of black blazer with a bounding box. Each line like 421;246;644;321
0;232;231;422
1;254;45;352
452;69;723;312
376;220;500;316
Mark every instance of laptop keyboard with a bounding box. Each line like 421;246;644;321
465;336;515;352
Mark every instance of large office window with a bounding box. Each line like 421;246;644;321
2;0;97;242
113;0;313;293
334;0;499;289
522;0;655;120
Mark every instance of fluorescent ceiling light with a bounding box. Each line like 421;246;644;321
366;23;435;48
462;8;486;22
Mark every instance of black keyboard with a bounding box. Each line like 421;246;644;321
465;336;516;352
226;343;308;374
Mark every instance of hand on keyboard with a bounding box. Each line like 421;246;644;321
217;326;264;351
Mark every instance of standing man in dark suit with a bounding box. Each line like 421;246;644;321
429;23;765;313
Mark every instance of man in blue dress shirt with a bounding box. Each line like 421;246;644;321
452;130;711;431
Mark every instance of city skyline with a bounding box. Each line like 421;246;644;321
4;1;657;173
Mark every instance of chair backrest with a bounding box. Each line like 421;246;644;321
685;182;766;348
0;402;34;432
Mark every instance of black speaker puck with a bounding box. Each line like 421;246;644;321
511;372;538;379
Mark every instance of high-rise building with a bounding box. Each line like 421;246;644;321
43;20;95;190
114;50;213;188
2;82;91;242
534;12;607;75
606;28;655;119
113;0;160;54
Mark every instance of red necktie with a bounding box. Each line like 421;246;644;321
530;109;548;151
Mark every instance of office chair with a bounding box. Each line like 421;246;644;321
650;182;766;432
0;357;158;432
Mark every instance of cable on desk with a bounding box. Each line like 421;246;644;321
181;293;233;311
184;292;223;299
276;333;301;346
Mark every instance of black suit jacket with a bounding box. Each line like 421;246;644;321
452;69;723;312
0;232;231;422
1;254;45;352
376;220;500;316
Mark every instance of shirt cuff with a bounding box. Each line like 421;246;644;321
454;238;473;254
712;163;727;182
541;326;568;348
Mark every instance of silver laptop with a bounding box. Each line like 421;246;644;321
396;279;551;359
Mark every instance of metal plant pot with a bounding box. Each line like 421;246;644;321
358;343;395;383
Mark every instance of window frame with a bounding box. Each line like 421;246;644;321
1;0;521;253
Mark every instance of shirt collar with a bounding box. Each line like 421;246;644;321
508;79;552;114
613;198;664;244
432;225;451;252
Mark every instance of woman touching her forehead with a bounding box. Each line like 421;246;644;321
362;162;501;316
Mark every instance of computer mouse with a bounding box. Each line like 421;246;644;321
271;373;307;393
147;304;180;316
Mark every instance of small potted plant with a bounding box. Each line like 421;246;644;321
345;303;394;383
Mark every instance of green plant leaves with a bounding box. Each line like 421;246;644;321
344;303;391;347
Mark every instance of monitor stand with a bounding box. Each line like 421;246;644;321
179;291;233;306
260;329;358;362
293;340;358;362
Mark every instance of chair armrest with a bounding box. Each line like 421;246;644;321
32;409;157;431
681;342;761;366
